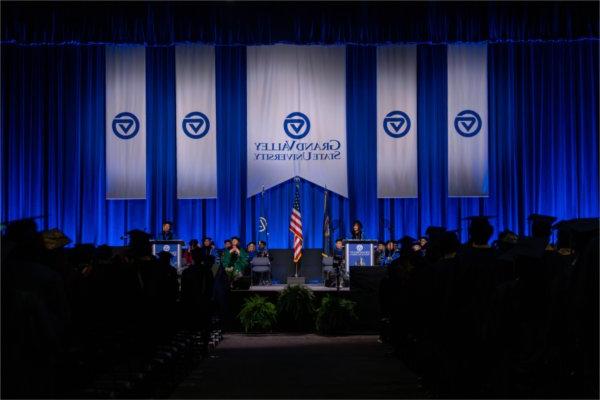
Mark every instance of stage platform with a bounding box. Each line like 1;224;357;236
243;284;350;292
227;268;387;332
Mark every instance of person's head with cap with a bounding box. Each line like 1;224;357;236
528;214;557;244
189;239;199;249
552;218;599;255
2;217;45;261
127;229;152;258
202;237;212;247
466;216;494;246
4;217;40;244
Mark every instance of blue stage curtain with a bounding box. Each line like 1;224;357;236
1;40;598;247
2;2;598;45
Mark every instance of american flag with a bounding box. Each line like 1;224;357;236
289;182;303;263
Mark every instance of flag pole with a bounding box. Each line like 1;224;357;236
294;176;300;277
260;185;265;241
323;185;329;257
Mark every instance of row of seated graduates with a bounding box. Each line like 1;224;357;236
379;215;598;399
1;221;218;398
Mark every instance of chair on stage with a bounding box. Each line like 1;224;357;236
322;256;334;286
250;257;271;286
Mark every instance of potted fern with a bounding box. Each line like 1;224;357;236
276;285;316;331
316;294;357;335
237;295;277;333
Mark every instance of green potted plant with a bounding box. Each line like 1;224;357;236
316;294;357;335
276;285;316;331
237;295;277;333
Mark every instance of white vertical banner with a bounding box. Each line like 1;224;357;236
175;45;217;199
377;45;418;198
247;45;347;198
447;44;489;197
105;46;146;199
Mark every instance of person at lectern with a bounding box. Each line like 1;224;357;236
351;220;364;239
160;220;174;240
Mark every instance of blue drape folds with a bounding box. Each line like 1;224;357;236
2;2;598;45
1;40;598;246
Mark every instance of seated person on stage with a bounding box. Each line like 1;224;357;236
160;220;174;240
223;239;232;251
221;237;249;280
246;242;257;263
183;239;200;266
218;239;232;259
202;237;218;258
257;240;272;260
330;238;348;286
333;238;344;259
380;240;400;266
374;241;385;266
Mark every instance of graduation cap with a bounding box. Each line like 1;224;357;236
41;228;72;250
126;229;151;239
463;215;495;223
553;218;599;234
425;226;447;241
528;213;557;239
463;215;495;230
498;236;548;263
552;218;599;251
2;215;44;242
126;229;152;246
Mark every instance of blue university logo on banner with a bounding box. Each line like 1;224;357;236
112;112;140;139
283;112;311;139
258;217;268;233
454;109;482;137
182;111;210;139
383;110;411;138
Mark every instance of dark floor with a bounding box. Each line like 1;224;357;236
170;334;428;399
